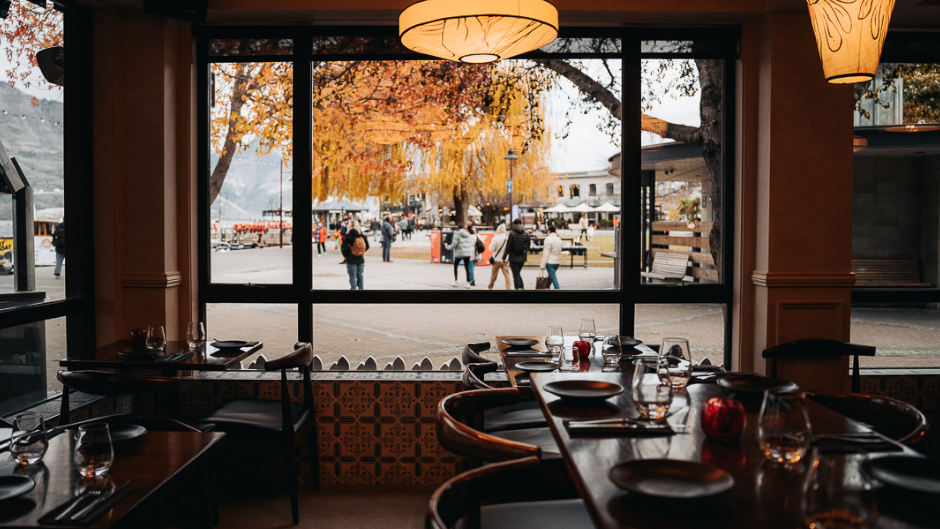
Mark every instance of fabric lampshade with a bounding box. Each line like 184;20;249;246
806;0;896;84
399;0;558;63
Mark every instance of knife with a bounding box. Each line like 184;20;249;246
71;482;130;521
53;489;96;522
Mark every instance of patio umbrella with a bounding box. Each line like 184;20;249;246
570;202;593;213
543;203;570;213
593;202;620;212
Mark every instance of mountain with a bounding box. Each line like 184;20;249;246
210;141;292;220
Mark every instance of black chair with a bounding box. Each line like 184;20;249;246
428;456;591;529
761;339;875;393
201;343;317;525
438;388;560;463
808;393;928;449
461;343;547;434
57;370;179;424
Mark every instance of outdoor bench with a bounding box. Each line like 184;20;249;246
851;258;932;288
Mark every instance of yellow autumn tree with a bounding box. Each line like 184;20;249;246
0;0;63;102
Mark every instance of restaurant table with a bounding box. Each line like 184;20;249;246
0;430;225;528
529;370;932;529
59;340;263;375
496;336;655;387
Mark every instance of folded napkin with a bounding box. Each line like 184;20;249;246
38;483;131;526
565;418;674;437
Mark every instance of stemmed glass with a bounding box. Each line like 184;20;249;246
186;321;206;351
631;358;672;422
146;325;166;352
578;319;596;356
11;412;48;465
544;326;565;362
658;337;693;388
74;423;114;478
758;389;812;465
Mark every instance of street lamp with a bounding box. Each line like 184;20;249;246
504;148;518;222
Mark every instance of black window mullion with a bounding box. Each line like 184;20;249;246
294;33;313;343
621;31;641;336
197;32;210;326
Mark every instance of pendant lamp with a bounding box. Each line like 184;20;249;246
806;0;896;84
399;0;558;63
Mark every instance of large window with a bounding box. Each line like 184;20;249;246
850;34;940;368
198;30;736;368
0;1;93;415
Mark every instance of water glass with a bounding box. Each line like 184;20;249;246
658;337;693;388
802;449;876;529
146;325;166;352
601;335;621;366
578;319;596;354
74;423;114;478
631;358;672;422
559;340;581;372
544;326;565;362
10;412;47;465
186;321;206;351
758;389;812;465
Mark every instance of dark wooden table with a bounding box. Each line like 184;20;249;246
0;430;225;528
60;340;263;374
496;336;655;387
529;370;930;529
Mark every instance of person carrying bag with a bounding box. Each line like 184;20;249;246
487;224;512;290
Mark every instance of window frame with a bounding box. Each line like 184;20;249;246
195;26;739;367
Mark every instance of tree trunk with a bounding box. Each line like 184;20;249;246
452;188;469;228
209;65;253;205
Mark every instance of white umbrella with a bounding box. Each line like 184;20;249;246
593;202;620;212
543;203;570;213
467;205;483;217
570;202;593;213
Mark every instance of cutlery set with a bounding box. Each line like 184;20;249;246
41;482;131;525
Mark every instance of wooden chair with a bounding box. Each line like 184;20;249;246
761;339;875;393
57;370;179;424
808;393;928;449
461;343;547;433
428;456;591;529
437;388;560;463
201;343;317;525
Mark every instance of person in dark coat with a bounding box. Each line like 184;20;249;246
341;219;369;290
506;219;530;289
381;216;395;262
52;220;65;279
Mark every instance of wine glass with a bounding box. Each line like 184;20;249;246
658;337;692;388
146;325;166;352
578;319;596;355
631;358;672;422
10;412;47;465
74;423;114;478
186;321;206;351
758;389;812;465
544;326;565;362
802;449;876;529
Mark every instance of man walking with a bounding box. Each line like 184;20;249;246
52;220;65;279
381;216;395;262
506;219;530;289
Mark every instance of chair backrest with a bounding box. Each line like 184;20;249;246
437;388;540;462
463;362;497;390
761;339;875;393
265;343;314;432
56;370;178;424
427;456;579;529
462;342;491;366
808;393;928;447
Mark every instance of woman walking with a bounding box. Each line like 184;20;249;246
539;224;564;289
341;219;369;290
487;223;511;290
446;225;475;288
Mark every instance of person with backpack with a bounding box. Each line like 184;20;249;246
52;220;65;279
381;216;395;262
506;218;531;289
341;219;369;290
487;223;511;290
446;224;476;288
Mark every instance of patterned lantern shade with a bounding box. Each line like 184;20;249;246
399;0;558;64
806;0;896;84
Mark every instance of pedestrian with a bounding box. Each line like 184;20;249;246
587;222;596;241
52;219;65;279
341;219;369;290
506;218;530;289
339;215;350;264
316;221;328;255
487;223;511;290
539;224;564;289
579;214;589;241
398;217;409;241
371;218;381;241
381;216;395;262
407;216;416;238
446;224;476;288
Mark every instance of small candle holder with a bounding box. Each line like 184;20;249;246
701;397;746;442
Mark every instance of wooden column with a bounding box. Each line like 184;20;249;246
738;11;857;393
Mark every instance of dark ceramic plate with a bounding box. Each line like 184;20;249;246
0;476;35;503
617;337;643;348
716;373;798;394
609;459;734;499
118;348;160;357
81;423;147;447
501;338;539;348
514;361;559;372
211;340;251;350
864;456;940;495
544;380;623;402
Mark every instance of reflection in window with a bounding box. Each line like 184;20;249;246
557;185;564;197
570;184;580;198
606;182;614;196
589;183;596;196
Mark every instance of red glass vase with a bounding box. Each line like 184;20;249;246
573;340;592;359
701;397;746;442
